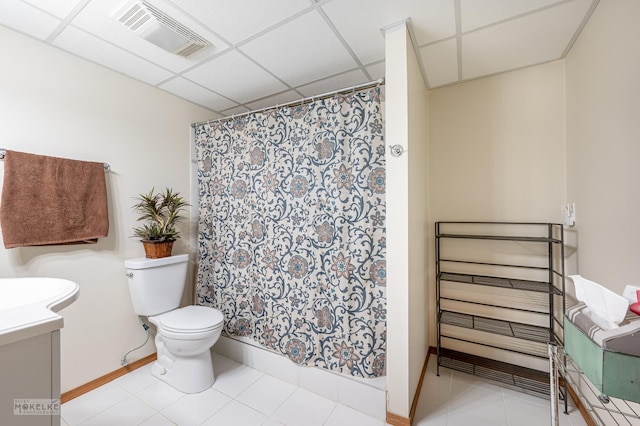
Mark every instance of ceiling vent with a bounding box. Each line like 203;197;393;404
115;1;211;58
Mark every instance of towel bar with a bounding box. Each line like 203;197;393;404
0;149;110;172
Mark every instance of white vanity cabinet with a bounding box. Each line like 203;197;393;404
0;331;61;426
0;277;79;426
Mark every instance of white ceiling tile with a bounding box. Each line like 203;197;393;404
53;25;173;85
0;0;61;40
159;77;237;111
69;0;229;73
22;0;85;19
170;0;309;44
323;0;456;64
420;38;458;88
321;0;386;65
239;10;357;87
183;50;289;104
246;90;301;110
406;0;457;45
296;69;369;97
462;0;593;80
1;0;601;110
460;0;565;32
221;105;251;117
365;61;385;81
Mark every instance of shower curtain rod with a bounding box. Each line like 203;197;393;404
191;78;384;128
0;149;111;172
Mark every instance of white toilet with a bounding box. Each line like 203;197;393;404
124;253;224;393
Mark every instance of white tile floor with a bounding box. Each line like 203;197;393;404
62;352;591;426
62;352;388;426
414;357;589;426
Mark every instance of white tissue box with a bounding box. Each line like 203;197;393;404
623;285;640;303
569;275;629;330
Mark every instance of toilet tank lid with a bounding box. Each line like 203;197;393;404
125;254;189;270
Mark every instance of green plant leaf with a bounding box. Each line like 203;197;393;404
131;187;189;241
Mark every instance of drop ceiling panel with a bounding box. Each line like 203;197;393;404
321;0;390;65
169;0;309;45
0;0;61;40
2;0;600;114
296;69;369;97
159;77;237;111
460;0;565;32
53;25;173;84
462;0;593;80
420;38;458;88
246;90;300;111
366;61;386;81
69;0;229;73
183;50;289;104
239;10;357;87
221;105;251;116
397;0;457;46
323;0;456;65
22;0;86;19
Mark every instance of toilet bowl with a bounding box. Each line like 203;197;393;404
148;305;224;393
124;254;225;393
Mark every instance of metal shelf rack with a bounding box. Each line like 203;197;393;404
436;222;565;397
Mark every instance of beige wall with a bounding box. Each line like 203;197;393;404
0;26;213;392
406;20;430;418
565;0;640;294
385;19;565;418
385;21;430;418
429;61;566;224
428;61;567;344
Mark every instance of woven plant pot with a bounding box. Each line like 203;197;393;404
142;240;174;259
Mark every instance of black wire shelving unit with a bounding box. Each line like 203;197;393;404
436;222;566;398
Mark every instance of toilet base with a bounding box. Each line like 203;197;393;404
151;340;215;393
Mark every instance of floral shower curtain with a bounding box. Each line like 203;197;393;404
194;87;386;378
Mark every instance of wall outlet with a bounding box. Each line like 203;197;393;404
562;202;576;227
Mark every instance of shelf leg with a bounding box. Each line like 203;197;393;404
549;344;559;426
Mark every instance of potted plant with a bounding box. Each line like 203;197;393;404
132;187;189;258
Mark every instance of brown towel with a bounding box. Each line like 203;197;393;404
0;150;109;248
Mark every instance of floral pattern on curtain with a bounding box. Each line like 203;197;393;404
194;87;386;378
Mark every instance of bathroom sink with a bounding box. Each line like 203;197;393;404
0;277;79;346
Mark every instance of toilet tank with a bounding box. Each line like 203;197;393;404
124;254;189;316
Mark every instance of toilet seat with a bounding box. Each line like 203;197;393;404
156;305;223;334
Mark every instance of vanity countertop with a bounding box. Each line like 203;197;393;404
0;277;79;346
